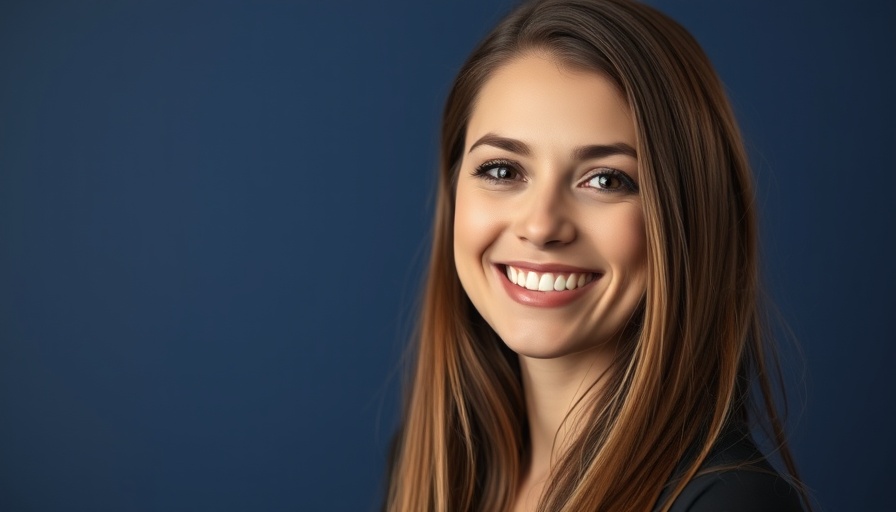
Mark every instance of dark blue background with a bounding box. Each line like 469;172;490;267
1;1;892;510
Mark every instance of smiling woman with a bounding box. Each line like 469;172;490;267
385;1;810;511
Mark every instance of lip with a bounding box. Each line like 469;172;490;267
494;262;601;307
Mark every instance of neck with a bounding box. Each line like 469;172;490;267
518;347;615;484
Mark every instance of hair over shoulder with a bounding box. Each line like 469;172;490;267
386;1;807;510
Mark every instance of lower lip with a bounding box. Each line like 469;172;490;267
496;266;599;308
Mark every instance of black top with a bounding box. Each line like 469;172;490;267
383;427;805;511
657;429;805;512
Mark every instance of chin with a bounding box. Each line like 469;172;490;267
491;323;609;360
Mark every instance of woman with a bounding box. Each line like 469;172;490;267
386;0;809;510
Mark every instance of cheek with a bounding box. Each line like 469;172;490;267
453;184;503;268
597;205;647;277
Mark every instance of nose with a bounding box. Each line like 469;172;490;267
513;184;576;248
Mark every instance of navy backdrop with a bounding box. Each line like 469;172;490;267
1;1;893;510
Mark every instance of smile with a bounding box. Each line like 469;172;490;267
495;263;601;308
504;265;596;292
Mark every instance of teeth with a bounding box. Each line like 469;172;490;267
525;272;539;290
504;265;594;292
554;275;566;291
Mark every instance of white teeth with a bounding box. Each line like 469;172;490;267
525;272;539;290
554;275;566;291
504;265;595;292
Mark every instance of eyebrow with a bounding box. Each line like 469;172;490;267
468;133;637;160
468;133;532;156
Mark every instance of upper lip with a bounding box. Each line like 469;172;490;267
497;261;601;274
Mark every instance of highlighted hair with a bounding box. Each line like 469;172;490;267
386;1;807;510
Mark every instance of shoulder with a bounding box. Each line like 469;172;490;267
667;467;804;512
661;431;805;512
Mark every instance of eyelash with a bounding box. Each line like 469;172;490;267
472;159;639;194
582;168;639;194
472;159;521;184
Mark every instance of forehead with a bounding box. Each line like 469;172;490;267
465;53;636;153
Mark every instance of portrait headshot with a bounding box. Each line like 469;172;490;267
0;0;893;511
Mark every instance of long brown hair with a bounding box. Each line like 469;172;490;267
386;1;805;510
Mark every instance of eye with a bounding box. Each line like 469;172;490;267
582;168;638;193
488;165;515;180
592;174;621;190
473;159;522;183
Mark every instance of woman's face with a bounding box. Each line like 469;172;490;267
453;53;647;360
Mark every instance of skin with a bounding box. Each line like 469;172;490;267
452;53;648;511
